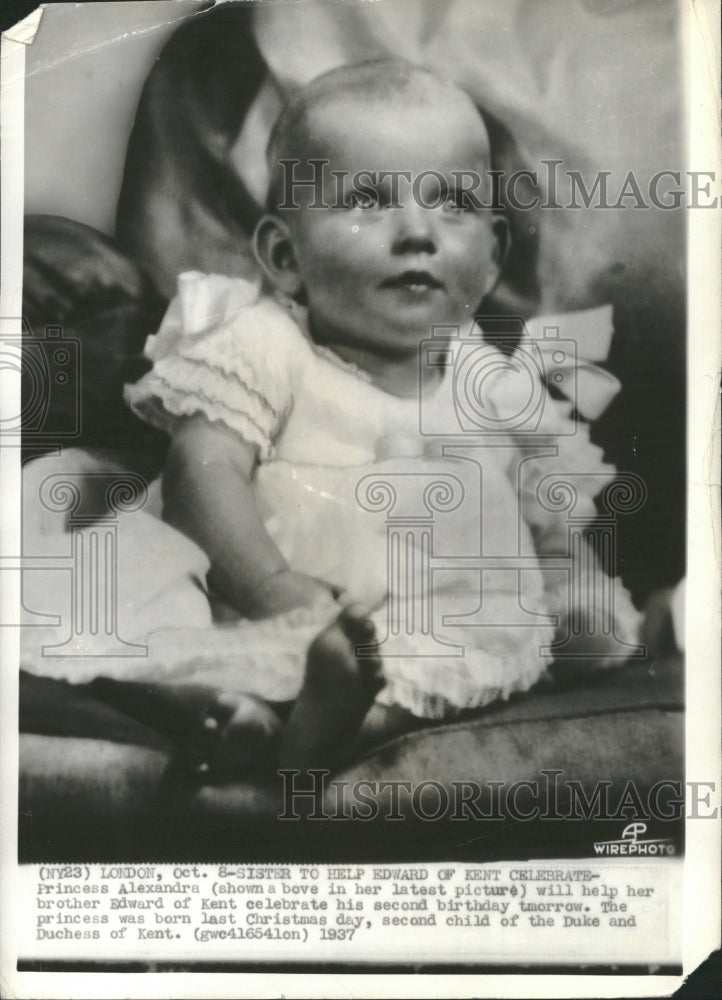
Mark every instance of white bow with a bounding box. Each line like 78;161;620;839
524;304;621;421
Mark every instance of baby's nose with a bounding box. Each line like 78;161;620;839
391;203;437;255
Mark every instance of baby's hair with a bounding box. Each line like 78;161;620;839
265;58;486;212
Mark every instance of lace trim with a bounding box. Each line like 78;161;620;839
127;380;277;460
312;344;374;384
377;643;552;719
154;374;270;428
182;355;285;423
374;620;555;719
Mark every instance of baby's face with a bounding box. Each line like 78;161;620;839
282;92;505;361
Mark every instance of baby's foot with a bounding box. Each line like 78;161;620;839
188;692;283;777
279;603;385;771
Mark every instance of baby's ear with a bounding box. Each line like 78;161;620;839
252;215;304;298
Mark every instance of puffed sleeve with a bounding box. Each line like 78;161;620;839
125;273;308;460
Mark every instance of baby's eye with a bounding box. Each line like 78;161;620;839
349;190;378;210
441;193;468;213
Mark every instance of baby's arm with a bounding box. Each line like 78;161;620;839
162;413;336;618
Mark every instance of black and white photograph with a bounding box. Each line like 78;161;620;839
0;0;719;995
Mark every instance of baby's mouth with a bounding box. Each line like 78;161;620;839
381;270;444;293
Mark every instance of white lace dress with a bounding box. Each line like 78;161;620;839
123;272;642;719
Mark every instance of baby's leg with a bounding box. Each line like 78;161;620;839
279;603;386;770
200;606;426;773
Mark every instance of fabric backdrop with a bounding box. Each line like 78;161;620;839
22;0;687;597
25;0;684;319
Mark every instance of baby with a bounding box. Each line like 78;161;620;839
125;60;641;773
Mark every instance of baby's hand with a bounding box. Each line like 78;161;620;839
247;569;339;619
